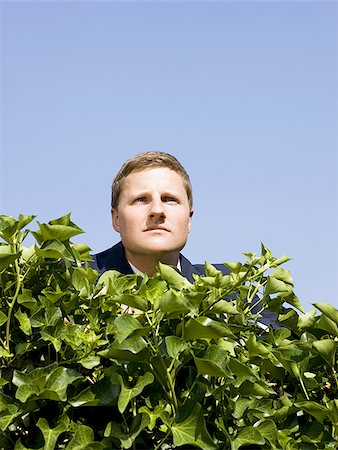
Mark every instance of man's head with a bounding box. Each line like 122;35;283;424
111;151;194;274
111;151;193;210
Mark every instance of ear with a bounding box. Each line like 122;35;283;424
111;208;120;233
188;209;194;232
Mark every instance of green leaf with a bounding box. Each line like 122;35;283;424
13;365;82;402
118;372;154;413
204;261;223;277
79;355;101;369
35;240;72;259
314;302;338;326
227;358;259;383
232;398;252;419
0;245;20;271
14;309;32;335
159;289;191;315
101;336;148;360
36;415;69;450
295;401;328;424
165;336;189;359
247;333;270;357
298;308;317;329
114;315;143;343
256;419;278;445
264;268;294;297
115;293;149;311
65;423;103;450
36;219;83;242
282;292;305;313
184;317;234;340
231;426;265;450
193;345;231;377
314;313;338;336
157;262;191;289
0;311;8;326
313;339;337;367
73;243;93;261
210;299;238;315
172;402;217;450
18;289;37;308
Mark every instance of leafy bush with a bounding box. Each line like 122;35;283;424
0;214;337;449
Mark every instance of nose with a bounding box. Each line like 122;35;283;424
148;198;165;218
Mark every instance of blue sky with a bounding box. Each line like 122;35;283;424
1;1;337;311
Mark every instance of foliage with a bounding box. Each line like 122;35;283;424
0;214;337;450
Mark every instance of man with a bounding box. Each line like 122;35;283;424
91;151;230;282
91;151;277;326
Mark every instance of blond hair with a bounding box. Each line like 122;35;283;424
111;151;193;209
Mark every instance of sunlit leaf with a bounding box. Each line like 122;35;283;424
295;401;328;424
37;415;69;450
231;426;265;450
184;317;234;340
172;402;217;450
0;246;20;271
313;339;337;367
314;302;338;326
118;372;154;413
157;262;191;289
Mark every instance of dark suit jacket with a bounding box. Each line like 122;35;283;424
90;241;231;283
91;241;277;326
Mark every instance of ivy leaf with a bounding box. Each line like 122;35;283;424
115;293;149;311
184;317;234;340
247;333;270;357
165;336;189;359
114;315;143;343
298;308;317;329
314;303;338;326
263;268;294;298
314;314;338;336
118;372;154;413
171;402;217;450
157;262;191;289
35;240;72;259
313;339;337;367
0;245;20;272
34;215;84;242
36;415;69;450
231;426;265;450
159;290;191;315
295;401;328;424
193;345;231;378
14;309;31;335
13;365;82;402
0;311;7;326
66;423;105;450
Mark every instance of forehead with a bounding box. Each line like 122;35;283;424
122;167;186;193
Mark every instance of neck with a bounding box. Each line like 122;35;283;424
125;250;180;276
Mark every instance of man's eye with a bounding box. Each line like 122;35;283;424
163;197;177;203
133;197;147;203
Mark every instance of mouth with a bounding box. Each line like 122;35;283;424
145;226;170;232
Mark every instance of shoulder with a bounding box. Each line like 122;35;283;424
90;241;133;275
192;263;231;276
180;254;230;282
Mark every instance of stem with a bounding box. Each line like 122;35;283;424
333;367;338;389
6;257;22;352
154;430;171;450
166;367;178;412
300;377;310;401
151;324;178;414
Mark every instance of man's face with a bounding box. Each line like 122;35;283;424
112;167;193;263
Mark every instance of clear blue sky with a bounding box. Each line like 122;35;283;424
1;1;337;311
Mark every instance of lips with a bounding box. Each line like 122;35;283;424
145;226;170;232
